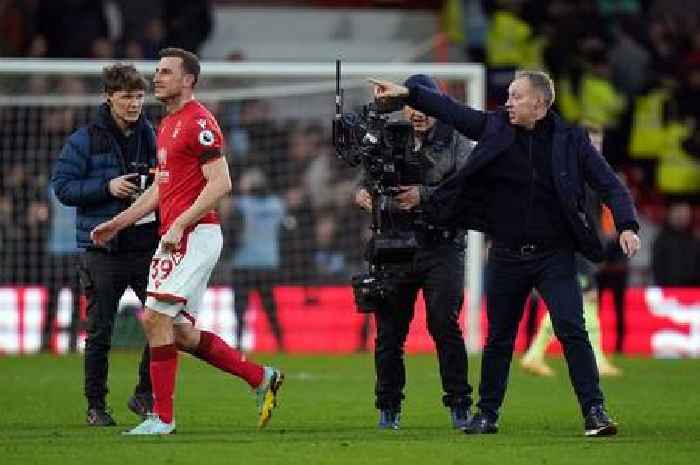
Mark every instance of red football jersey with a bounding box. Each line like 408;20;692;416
156;99;223;235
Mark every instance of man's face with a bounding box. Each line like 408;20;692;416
403;105;436;135
153;56;191;101
505;78;544;127
108;89;145;125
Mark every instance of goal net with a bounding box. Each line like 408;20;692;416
0;60;485;354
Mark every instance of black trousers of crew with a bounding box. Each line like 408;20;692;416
79;248;153;409
41;254;81;352
232;268;284;351
374;241;472;411
478;247;604;421
596;268;628;353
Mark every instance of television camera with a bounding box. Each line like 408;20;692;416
332;61;427;313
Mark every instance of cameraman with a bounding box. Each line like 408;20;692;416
51;64;157;426
354;75;475;430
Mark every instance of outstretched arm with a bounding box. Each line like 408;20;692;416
370;77;487;140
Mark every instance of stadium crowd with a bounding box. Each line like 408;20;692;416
0;0;698;302
447;0;700;284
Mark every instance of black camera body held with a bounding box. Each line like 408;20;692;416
333;61;428;313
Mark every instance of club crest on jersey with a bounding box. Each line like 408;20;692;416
196;118;207;129
198;129;215;146
172;249;184;266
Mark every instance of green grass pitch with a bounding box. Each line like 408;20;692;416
1;353;698;465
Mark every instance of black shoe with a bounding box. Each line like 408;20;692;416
378;409;401;430
463;412;498;435
127;392;153;419
584;405;618;437
450;404;473;430
86;407;116;427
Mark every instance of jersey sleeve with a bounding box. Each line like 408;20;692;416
186;112;224;163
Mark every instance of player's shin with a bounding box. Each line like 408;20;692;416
150;344;178;424
193;330;264;388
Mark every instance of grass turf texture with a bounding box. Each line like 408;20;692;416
1;353;698;465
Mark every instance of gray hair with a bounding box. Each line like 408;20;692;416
514;70;555;108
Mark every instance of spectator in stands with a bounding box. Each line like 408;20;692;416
304;136;340;211
51;64;157;426
163;0;213;55
227;99;287;193
0;162;47;285
312;209;348;283
30;0;111;58
540;0;606;79
91;37;116;60
123;18;165;60
652;201;700;286
675;53;700;158
627;198;662;286
279;124;319;283
483;1;545;106
41;189;81;353
115;0;164;59
647;17;683;80
0;0;36;57
597;195;631;354
609;17;652;97
228;168;285;352
558;40;626;131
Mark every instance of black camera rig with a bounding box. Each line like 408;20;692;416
332;61;425;313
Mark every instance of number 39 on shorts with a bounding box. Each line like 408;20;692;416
150;257;175;280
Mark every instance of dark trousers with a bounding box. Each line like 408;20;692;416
374;241;471;411
596;268;628;353
232;268;284;351
41;254;81;352
478;247;604;420
522;290;541;348
79;248;153;409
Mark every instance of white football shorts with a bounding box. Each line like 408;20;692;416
145;223;222;324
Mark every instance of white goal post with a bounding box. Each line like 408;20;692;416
0;59;486;353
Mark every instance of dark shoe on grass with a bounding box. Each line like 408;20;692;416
463;412;498;435
378;409;401;430
127;392;153;419
584;405;618;437
86;407;116;427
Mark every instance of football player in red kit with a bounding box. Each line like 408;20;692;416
92;48;284;435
